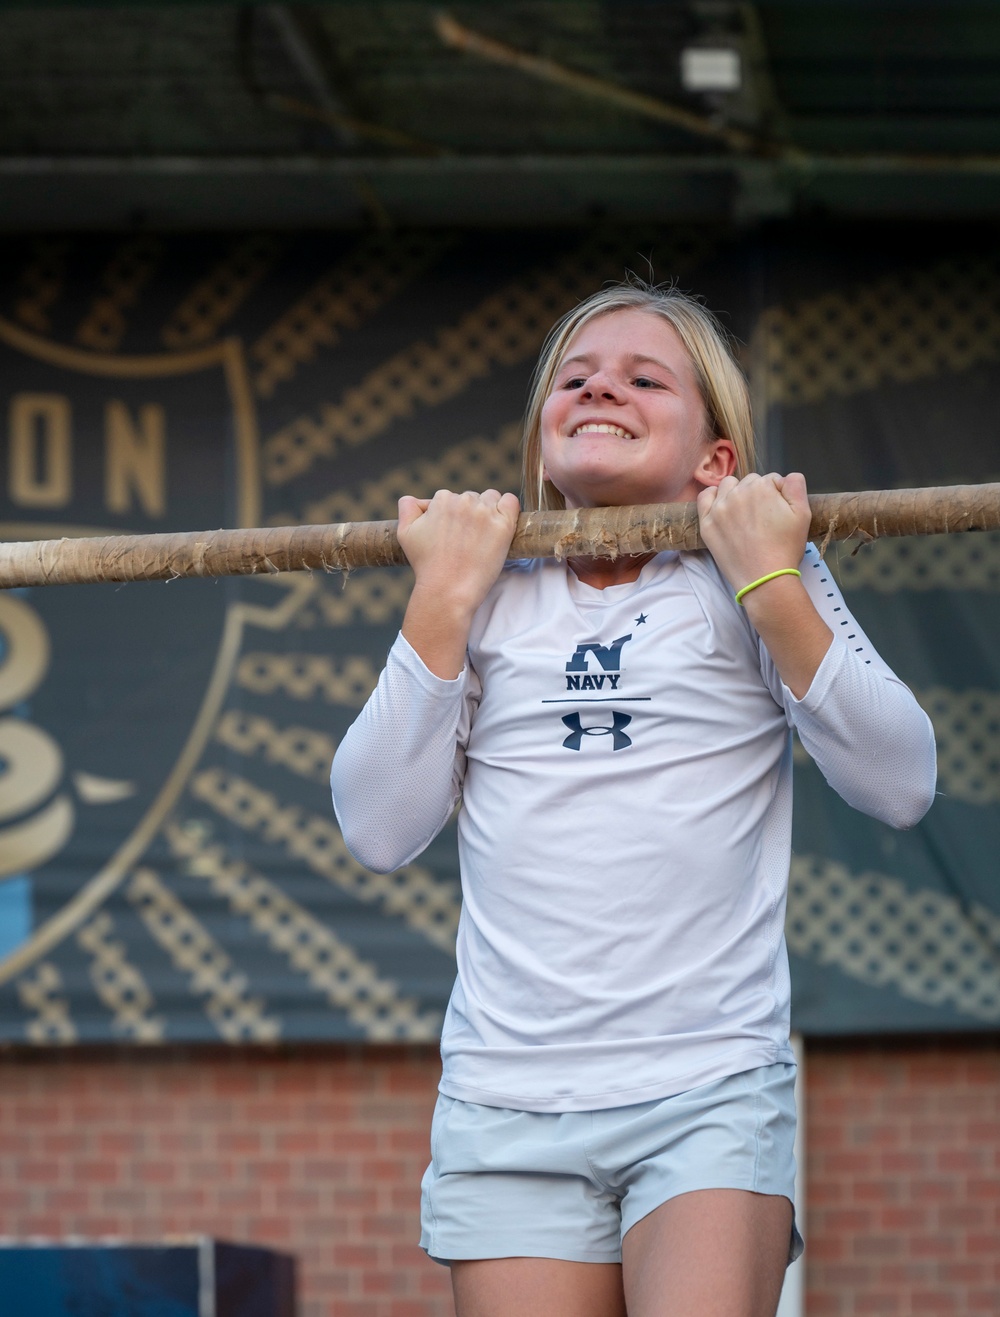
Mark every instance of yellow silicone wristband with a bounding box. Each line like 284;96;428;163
735;568;802;606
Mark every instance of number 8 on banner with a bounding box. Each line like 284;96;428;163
0;595;73;878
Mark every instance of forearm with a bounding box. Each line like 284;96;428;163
331;634;469;871
397;487;520;680
740;575;833;699
749;542;938;828
698;470;823;700
402;583;476;680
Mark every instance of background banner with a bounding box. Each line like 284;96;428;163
0;224;996;1042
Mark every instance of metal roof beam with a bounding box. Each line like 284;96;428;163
7;151;1000;177
5;153;1000;228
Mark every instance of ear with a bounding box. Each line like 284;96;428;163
692;438;737;490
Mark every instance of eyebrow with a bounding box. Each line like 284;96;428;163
559;351;681;379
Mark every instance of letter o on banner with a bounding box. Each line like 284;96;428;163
8;393;72;508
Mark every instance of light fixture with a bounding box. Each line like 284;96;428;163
680;47;742;93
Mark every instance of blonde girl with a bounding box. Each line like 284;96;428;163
332;281;935;1317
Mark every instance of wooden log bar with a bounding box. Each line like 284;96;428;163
0;483;998;589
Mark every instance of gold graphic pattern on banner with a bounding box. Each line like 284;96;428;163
303;422;522;526
127;866;281;1042
787;854;1000;1021
77;911;165;1042
754;255;1000;406
830;531;1000;593
0;330;262;994
918;687;1000;806
166;819;441;1040
264;229;711;486
16;961;76;1044
236;651;380;707
161;235;283;349
14;240;70;334
215;710;336;784
307;573;414;629
190;768;459;953
75;238;163;352
251;232;452;399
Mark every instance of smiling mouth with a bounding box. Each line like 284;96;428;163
571;423;636;440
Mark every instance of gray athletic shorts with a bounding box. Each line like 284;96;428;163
420;1061;803;1266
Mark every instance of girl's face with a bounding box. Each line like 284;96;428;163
540;308;735;510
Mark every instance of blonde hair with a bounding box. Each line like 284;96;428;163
520;281;756;512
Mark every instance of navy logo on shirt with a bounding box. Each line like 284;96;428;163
565;633;632;691
545;632;646;749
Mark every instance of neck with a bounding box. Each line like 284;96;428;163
567;552;656;589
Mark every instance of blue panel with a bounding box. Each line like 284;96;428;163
0;875;30;958
0;1246;200;1316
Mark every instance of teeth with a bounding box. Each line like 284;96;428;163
572;423;635;440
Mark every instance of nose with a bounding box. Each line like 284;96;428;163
580;369;625;403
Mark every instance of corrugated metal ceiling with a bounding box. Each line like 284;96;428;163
2;2;1000;227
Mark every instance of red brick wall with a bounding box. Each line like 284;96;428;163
806;1040;1000;1316
0;1045;452;1317
0;1040;996;1316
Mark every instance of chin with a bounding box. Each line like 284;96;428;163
570;482;665;508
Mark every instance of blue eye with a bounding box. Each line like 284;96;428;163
634;377;658;388
563;377;586;389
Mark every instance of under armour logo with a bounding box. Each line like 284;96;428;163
561;711;633;751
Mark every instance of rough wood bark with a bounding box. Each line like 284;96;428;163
0;483;998;589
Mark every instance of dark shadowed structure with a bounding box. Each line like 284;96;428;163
0;6;997;1316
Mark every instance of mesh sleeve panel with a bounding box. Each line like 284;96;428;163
762;542;937;829
331;633;479;872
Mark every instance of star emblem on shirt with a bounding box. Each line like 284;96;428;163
635;613;648;625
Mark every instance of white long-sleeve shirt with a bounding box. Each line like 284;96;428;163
332;544;936;1111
